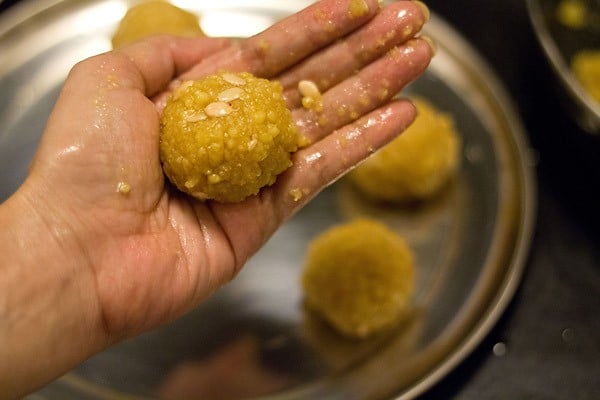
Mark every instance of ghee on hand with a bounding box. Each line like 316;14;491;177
159;72;299;203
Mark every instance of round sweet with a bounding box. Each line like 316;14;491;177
301;219;415;338
572;49;600;104
112;1;204;49
347;98;460;203
160;72;299;203
556;0;587;29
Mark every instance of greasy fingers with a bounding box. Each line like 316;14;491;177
240;0;382;77
115;35;230;96
280;0;430;107
54;36;229;117
178;0;382;80
292;38;433;143
271;100;417;215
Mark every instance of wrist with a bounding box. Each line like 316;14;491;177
0;179;107;398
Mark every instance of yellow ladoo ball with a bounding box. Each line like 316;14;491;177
112;1;204;48
302;219;415;338
348;98;461;203
160;72;299;203
572;49;600;104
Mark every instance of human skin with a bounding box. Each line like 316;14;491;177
0;0;432;397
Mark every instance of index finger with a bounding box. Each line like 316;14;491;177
114;35;231;96
179;0;382;80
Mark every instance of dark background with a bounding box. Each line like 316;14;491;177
1;0;599;398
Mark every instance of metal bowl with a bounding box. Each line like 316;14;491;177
0;1;536;399
527;0;600;134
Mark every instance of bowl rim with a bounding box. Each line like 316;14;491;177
526;0;600;133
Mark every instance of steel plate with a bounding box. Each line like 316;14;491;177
0;1;536;399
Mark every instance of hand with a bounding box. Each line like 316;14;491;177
0;0;432;396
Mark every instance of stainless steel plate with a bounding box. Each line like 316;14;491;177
0;1;536;399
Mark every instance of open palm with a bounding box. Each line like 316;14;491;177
26;0;431;344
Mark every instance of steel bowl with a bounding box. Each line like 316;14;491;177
527;0;600;134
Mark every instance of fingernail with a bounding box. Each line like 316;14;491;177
413;1;430;22
421;35;437;55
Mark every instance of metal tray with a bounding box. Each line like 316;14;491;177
0;1;536;399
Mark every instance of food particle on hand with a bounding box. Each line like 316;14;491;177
349;0;370;18
116;181;131;195
112;1;204;49
298;80;324;113
301;218;415;338
160;72;299;203
347;98;460;203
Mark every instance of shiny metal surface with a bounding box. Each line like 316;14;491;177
527;0;600;134
0;1;535;399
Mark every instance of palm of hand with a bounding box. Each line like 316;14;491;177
26;0;431;342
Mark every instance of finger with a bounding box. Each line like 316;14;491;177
45;36;230;134
114;35;231;96
42;36;230;145
206;100;416;270
60;35;229;104
279;0;429;107
179;0;382;80
274;100;417;212
293;37;433;143
35;36;228;197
